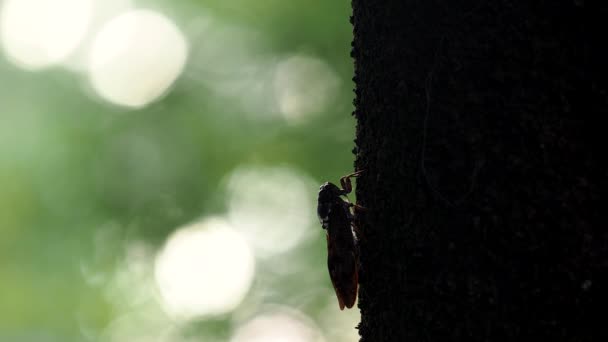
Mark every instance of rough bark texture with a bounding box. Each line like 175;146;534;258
351;1;607;341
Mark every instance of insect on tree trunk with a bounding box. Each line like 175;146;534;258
351;1;607;341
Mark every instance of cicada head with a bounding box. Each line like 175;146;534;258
317;182;342;229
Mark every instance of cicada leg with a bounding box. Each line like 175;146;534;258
349;202;367;212
339;170;364;195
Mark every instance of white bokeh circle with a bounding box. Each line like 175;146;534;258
273;55;341;122
231;307;326;342
87;9;188;108
154;218;255;319
0;0;93;70
226;166;316;258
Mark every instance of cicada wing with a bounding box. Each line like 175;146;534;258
328;248;358;310
342;251;358;309
336;289;346;310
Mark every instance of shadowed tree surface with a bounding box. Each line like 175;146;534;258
351;1;607;340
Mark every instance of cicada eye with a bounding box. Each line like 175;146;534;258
317;203;331;228
317;203;329;220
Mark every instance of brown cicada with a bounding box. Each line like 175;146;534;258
317;171;362;310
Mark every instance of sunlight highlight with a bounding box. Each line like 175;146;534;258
87;9;188;108
154;218;255;319
0;0;93;70
226;167;316;258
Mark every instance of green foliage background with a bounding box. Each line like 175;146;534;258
0;0;356;341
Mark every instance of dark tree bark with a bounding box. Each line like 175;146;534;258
351;1;607;341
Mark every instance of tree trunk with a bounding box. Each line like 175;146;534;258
351;1;607;340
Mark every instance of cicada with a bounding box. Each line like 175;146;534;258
317;171;362;310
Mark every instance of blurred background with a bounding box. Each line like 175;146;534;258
0;0;357;341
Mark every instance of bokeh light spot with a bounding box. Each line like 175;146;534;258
319;295;361;342
226;166;316;258
231;307;326;342
87;9;188;108
273;55;341;123
187;21;276;118
59;0;134;71
154;218;255;319
0;0;93;70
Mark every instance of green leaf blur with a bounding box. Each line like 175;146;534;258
0;0;358;341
